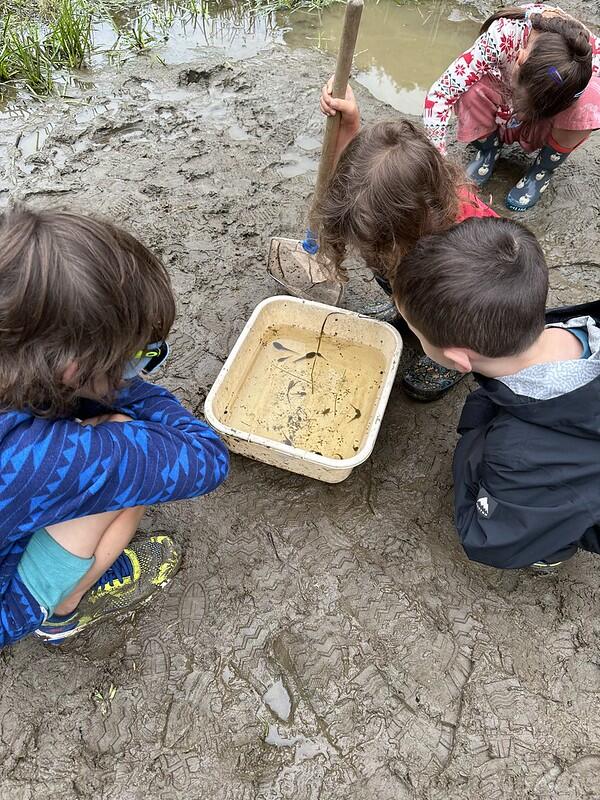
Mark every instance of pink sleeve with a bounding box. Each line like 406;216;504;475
423;22;512;154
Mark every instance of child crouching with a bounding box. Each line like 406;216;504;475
393;217;600;570
0;206;229;647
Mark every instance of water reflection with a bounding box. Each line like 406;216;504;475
0;0;483;117
95;0;481;115
284;1;481;115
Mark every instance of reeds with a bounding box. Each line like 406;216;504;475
0;0;342;96
0;0;93;94
0;15;54;93
46;0;93;68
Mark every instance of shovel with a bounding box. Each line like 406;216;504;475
268;0;364;306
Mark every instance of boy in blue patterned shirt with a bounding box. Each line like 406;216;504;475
0;206;229;646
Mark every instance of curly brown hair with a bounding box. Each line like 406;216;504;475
315;120;468;285
0;205;176;417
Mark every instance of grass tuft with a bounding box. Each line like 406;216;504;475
0;15;54;93
46;0;93;68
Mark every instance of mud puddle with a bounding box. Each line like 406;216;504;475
130;0;482;116
285;0;481;114
0;1;482;120
133;0;482;116
0;0;484;177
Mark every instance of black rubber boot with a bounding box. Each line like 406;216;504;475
361;275;403;327
505;143;570;212
401;355;465;402
466;130;502;187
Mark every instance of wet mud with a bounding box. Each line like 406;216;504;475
1;2;600;798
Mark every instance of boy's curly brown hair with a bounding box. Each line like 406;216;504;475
0;205;176;416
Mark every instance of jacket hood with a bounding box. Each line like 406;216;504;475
475;300;600;439
474;371;600;439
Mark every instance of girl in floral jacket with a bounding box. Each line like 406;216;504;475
424;4;599;211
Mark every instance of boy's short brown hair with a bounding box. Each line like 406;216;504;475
392;218;549;358
0;205;176;416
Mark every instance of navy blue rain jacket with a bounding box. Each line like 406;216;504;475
453;300;600;569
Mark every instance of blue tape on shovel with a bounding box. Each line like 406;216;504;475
301;229;319;255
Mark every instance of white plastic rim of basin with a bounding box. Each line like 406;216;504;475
204;295;403;475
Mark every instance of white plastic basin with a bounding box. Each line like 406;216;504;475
205;296;402;483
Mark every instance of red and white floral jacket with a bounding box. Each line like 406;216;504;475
423;3;600;154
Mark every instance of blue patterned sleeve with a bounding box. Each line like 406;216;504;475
0;378;229;535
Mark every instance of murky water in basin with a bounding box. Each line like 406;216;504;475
224;324;385;460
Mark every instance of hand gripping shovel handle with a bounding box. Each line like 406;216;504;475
303;0;364;254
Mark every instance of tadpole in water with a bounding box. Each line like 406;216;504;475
272;341;296;353
349;405;362;422
294;351;326;363
286;380;296;403
322;408;331;415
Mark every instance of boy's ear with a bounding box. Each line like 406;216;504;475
442;347;473;374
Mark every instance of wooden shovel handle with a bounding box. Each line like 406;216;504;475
313;0;364;206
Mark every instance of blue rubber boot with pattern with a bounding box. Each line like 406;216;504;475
505;143;569;212
466;130;502;187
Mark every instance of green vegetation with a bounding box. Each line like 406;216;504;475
46;0;93;68
0;0;344;96
0;16;54;93
0;0;93;94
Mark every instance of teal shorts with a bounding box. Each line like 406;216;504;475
17;529;94;617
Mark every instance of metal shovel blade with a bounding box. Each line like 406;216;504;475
268;237;345;307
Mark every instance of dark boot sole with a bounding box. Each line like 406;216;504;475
401;381;461;402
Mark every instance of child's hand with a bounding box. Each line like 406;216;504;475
320;76;360;132
320;76;361;163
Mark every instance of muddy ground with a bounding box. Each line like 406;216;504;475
1;5;600;798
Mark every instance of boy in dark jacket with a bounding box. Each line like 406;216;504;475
0;207;229;647
393;216;600;571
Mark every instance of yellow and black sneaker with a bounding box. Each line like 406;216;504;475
34;535;181;644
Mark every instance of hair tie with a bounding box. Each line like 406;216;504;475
547;67;564;85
